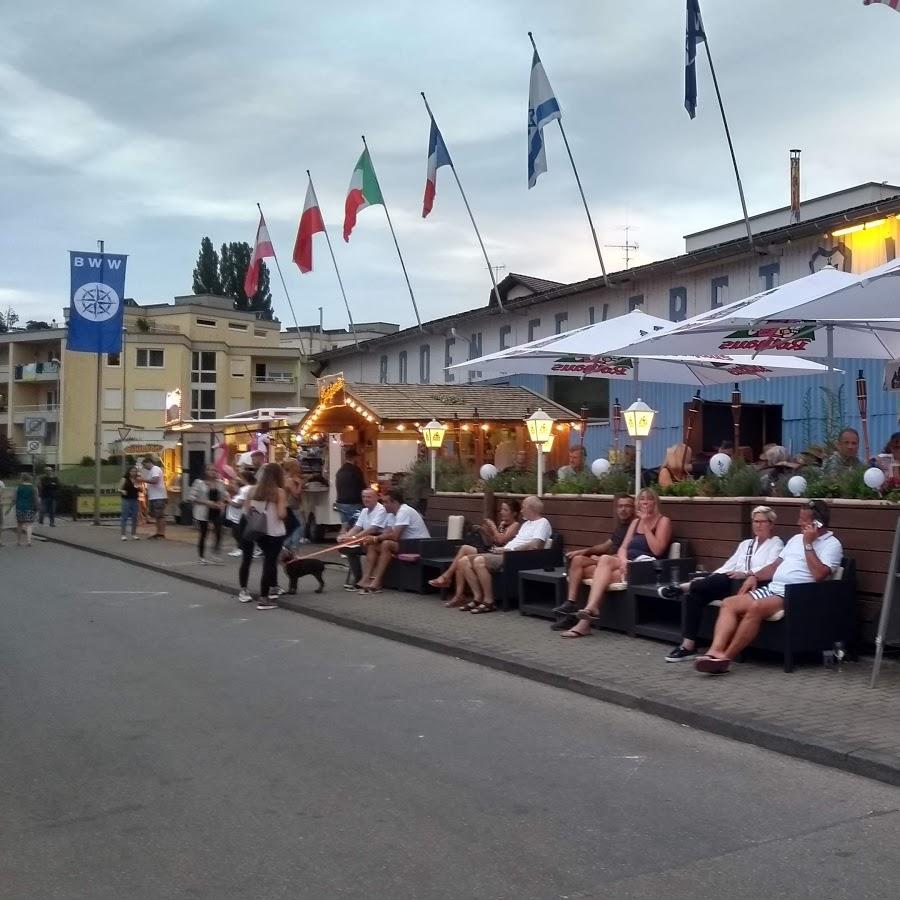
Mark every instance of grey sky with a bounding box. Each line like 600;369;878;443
2;0;898;329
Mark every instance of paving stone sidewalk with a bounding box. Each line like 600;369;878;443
34;519;900;786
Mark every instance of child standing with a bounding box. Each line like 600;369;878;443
15;475;39;546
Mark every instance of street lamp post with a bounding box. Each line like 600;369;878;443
422;419;447;491
622;399;655;495
525;409;554;496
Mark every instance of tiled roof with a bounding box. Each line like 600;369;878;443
346;382;578;421
506;273;564;293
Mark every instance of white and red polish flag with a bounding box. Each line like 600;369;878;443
244;211;275;297
864;0;900;11
292;181;325;273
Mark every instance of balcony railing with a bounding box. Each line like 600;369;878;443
15;362;61;382
13;403;60;414
253;373;296;384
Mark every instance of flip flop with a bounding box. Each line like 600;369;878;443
575;610;602;623
560;629;591;638
444;595;469;608
694;656;731;675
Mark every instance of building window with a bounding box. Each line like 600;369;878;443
134;389;166;411
499;324;512;350
196;318;217;328
669;287;688;322
588;306;595;325
554;312;568;334
628;294;644;312
228;322;248;332
469;332;482;359
711;275;729;308
398;351;408;384
192;351;217;384
230;362;246;378
103;388;122;410
191;389;217;419
759;262;780;291
444;338;455;383
527;318;541;341
419;344;430;384
106;352;120;367
136;348;164;368
254;329;267;338
379;355;388;384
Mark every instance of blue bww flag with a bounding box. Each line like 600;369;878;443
67;251;127;353
527;49;561;188
684;0;706;119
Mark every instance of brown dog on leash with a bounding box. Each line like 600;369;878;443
282;556;326;594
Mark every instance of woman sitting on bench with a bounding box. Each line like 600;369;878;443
429;500;522;607
561;488;672;639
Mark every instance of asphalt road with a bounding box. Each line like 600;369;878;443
1;541;898;900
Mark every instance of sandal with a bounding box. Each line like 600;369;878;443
460;600;480;611
575;609;602;623
444;595;469;608
560;629;591;638
429;576;451;589
470;603;496;614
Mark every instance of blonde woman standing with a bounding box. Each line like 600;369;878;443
237;463;287;609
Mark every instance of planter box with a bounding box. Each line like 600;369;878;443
428;492;900;644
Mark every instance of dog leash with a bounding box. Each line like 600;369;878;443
287;534;370;561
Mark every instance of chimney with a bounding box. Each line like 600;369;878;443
790;149;801;224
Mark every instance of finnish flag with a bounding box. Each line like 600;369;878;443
527;50;561;189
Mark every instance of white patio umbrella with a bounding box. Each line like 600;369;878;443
450;309;834;386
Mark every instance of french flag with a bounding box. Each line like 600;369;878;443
422;118;452;218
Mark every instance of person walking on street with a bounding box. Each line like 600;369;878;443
119;465;141;540
140;456;168;539
191;465;225;564
15;474;39;546
238;462;288;609
38;465;59;526
225;477;249;557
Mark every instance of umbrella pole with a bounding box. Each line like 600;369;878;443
826;324;836;440
684;390;701;469
731;383;742;459
857;369;871;463
612;398;621;461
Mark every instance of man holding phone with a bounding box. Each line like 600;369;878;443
695;500;843;674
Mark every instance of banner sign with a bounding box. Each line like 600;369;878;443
717;322;816;353
67;250;128;354
885;360;900;392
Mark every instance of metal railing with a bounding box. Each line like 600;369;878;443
14;362;61;381
13;403;60;414
253;373;296;384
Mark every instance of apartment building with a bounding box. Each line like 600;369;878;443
0;294;305;466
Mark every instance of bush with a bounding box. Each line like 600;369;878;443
488;468;538;495
80;456;95;467
549;467;633;496
0;435;19;478
700;458;763;498
399;457;477;508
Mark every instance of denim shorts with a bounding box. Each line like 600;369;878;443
334;503;362;526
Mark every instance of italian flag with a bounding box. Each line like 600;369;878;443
343;148;383;242
293;181;325;274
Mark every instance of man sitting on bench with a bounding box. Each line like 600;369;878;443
357;488;431;594
550;493;635;630
695;499;842;674
337;488;387;591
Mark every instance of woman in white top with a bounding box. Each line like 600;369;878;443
238;463;287;610
663;505;784;662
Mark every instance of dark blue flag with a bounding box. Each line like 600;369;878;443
67;250;127;353
685;0;706;119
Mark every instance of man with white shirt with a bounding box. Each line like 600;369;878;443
663;505;784;662
338;488;387;591
141;456;168;540
460;495;553;613
695;500;843;674
358;488;431;593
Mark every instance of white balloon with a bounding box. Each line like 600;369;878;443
864;466;886;490
787;475;807;497
709;453;732;476
591;458;611;477
479;464;498;481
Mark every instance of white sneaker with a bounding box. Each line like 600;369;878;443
238;589;253;603
228;549;242;557
253;548;263;559
256;602;278;610
131;535;140;541
268;586;285;598
121;535;128;541
199;558;208;565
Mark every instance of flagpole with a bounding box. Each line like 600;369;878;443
528;32;610;287
420;92;505;313
699;18;754;249
307;173;359;348
93;239;104;526
256;203;307;357
361;135;423;330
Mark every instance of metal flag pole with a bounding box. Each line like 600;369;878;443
528;32;610;287
361;136;423;330
93;239;104;526
420;92;505;313
698;8;755;249
256;203;307;357
307;173;359;348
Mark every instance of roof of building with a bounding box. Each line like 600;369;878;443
343;382;578;422
311;186;900;363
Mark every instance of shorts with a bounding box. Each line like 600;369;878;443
477;553;505;572
748;585;784;602
334;503;362;526
149;499;167;519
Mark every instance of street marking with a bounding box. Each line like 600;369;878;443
84;591;170;596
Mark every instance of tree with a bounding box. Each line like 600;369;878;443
0;307;19;333
191;237;224;296
218;241;273;320
0;434;19;477
26;320;52;331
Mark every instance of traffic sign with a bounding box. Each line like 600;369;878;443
26;440;42;455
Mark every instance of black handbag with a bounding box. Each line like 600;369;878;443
243;501;268;543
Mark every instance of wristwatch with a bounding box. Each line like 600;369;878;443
803;543;814;551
